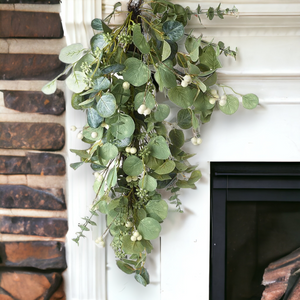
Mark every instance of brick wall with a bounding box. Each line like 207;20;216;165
0;1;67;299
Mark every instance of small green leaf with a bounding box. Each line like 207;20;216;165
123;156;144;176
96;93;116;118
138;217;161;240
91;18;112;33
177;109;192;129
200;46;222;70
91;33;109;52
70;149;90;159
242;93;259;109
87;108;104;128
42;79;57;95
153;104;170;122
188;170;202;184
135;273;148;286
59;43;84;64
66;71;86;93
133;24;150;54
148;136;171;160
162;20;184;42
134;92;156;110
100;64;125;75
93;77;110;91
155;160;176;175
139;175;157;192
176;180;196;189
123;58;151;87
109;114;135;139
98;143;118;160
122;235;144;254
145;200;168;222
219;94;239;115
116;260;135;274
70;162;84;170
162;40;172;61
207;7;215;20
169;129;185;148
107;166;117;188
168;86;196;108
154;60;177;92
185;36;201;62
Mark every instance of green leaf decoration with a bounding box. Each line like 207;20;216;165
93;77;111;91
100;64;125;75
162;20;184;42
135;268;150;286
74;53;96;72
154;60;177;92
98;143;118;160
138;217;161;240
87;108;103;128
162;40;171;61
70;149;90;159
116;260;135;274
176;180;196;189
91;33;109;52
219;94;239;115
168;86;196;108
109;114;135;139
185;36;201;62
133;24;150;54
113;136;131;148
191;111;199;130
79;97;95;107
207;7;215;20
66;71;86;93
91;18;112;33
193;92;214;113
148;136;171;160
123;57;151;87
123;156;144;176
242;93;259;109
154;160;175;175
59;43;84;64
136;208;147;226
145;156;164;170
193;77;207;93
134;92;156;110
169;129;185;148
135;273;148;287
153;104;170;122
200;46;222;70
70;162;84;170
145;200;168;222
96;93;116;118
42;79;57;95
111;82;131;105
83;125;103;141
139;175;157;192
188;170;202;184
177;109;192;129
177;52;190;68
107;166;118;188
122;235;144;254
71;94;84;110
93;179;105;196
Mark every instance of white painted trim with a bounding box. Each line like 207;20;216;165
0;4;61;13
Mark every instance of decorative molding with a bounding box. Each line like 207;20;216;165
0;4;60;12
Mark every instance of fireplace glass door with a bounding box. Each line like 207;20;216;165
210;162;300;300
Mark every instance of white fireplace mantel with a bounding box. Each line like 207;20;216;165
60;1;300;299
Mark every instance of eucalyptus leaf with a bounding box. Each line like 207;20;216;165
242;93;259;109
200;46;222;70
74;53;96;72
59;43;84;64
98;143;118;160
154;60;177;92
219;94;239;115
122;235;144;254
123;58;151;87
117;260;135;274
139;175;157;192
185;36;201;62
66;71;86;93
123;156;144;176
96;93;116;118
148;136;170;160
138;217;161;240
162;20;184;42
145;200;168;222
91;18;112;33
100;64;125;75
42;79;57;95
134;92;156;110
153;104;170;122
107;166;118;188
177;109;192;129
93;77;111;91
70;162;84;170
169;129;185;148
109;114;135;139
168;86;196;108
91;33;109;52
135;273;148;286
188;170;202;184
133;24;150;54
162;40;171;61
155;160;176;175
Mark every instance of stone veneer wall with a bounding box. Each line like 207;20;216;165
0;1;67;299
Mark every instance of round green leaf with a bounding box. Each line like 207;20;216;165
123;156;144;176
83;125;103;141
133;24;150;54
98;143;118;160
59;43;84;64
153;104;170;122
122;235;144;254
93;77;110;91
66;71;86;93
91;18;112;33
42;79;57;95
154;160;176;175
242;93;259;109
219;94;239;115
87;108;103;128
148;136;171;160
71;94;84;110
137;217;161;240
168;86;196;108
145;200;168;222
109;114;135;139
169;129;184;148
96;93;116;118
74;53;95;72
91;33;108;52
113;137;131;148
177;109;192;129
139;175;157;192
123;57;151;87
162;20;184;42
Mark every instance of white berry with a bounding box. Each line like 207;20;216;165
131;176;138;181
122;81;130;90
70;125;77;131
133;231;140;237
138;104;147;114
209;98;216;105
137;235;142;241
191;137;198;145
125;147;131;153
143;108;152;116
183;75;192;84
219;99;227;106
126;176;132;183
196;138;202;145
221;95;227;101
131;235;137;242
91;131;98;139
181;80;188;87
77;132;83;140
211;89;219;97
125;221;133;228
94;172;100;179
130;147;137;154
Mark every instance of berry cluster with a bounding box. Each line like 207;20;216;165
181;74;193;87
131;230;142;241
125;146;137;154
209;89;227;106
137;104;151;116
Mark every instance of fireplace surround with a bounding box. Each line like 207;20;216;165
210;162;300;300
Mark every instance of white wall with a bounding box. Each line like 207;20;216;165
61;1;300;299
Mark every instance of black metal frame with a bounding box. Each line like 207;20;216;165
209;162;300;300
